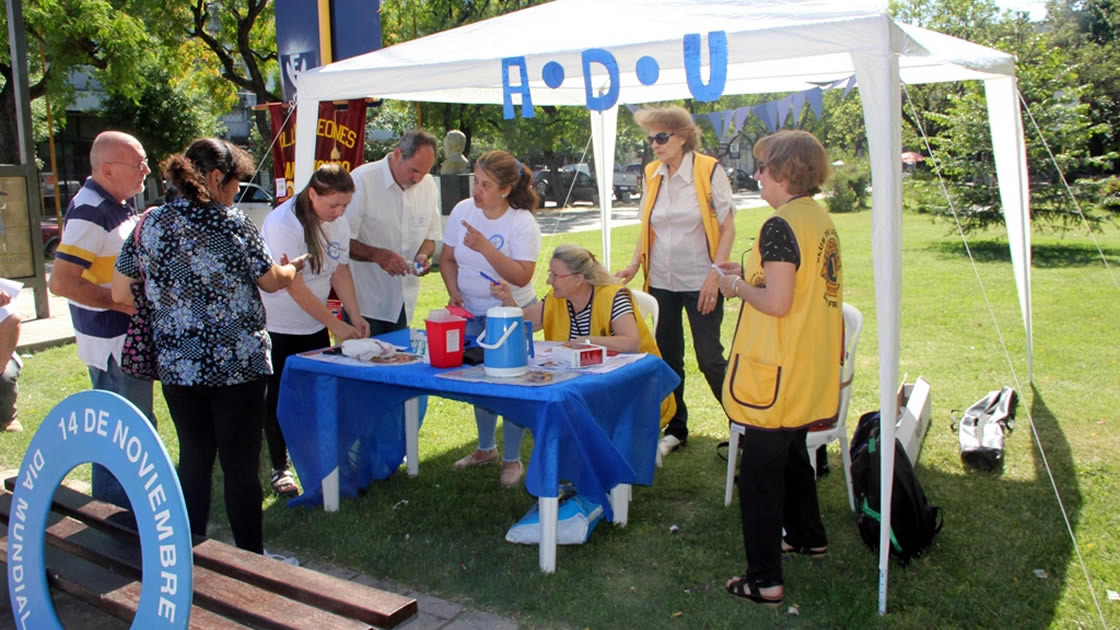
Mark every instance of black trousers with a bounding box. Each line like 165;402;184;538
265;329;330;471
737;426;827;584
162;378;267;554
648;287;728;441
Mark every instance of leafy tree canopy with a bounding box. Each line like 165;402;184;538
890;0;1114;232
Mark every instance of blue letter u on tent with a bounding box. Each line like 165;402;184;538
683;31;727;102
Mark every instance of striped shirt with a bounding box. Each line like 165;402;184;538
56;178;138;370
565;289;634;339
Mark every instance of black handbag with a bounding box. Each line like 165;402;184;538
120;211;158;381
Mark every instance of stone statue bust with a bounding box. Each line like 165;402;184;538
440;130;469;174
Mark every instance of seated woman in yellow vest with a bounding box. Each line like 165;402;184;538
490;244;675;426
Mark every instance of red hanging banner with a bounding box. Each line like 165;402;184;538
267;99;368;204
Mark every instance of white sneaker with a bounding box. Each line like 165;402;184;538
658;435;684;457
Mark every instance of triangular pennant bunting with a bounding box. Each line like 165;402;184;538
733;106;750;133
776;95;793;128
807;88;823;120
791;92;806;125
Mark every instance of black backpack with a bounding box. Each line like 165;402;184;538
850;413;943;565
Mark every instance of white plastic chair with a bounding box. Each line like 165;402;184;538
629;288;659;332
724;303;863;511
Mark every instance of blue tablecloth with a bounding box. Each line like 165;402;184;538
276;329;679;518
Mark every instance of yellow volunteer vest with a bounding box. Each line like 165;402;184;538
542;284;677;428
722;196;843;430
638;153;722;291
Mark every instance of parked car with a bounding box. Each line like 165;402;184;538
41;220;61;260
533;163;642;205
613;164;641;201
235;182;275;228
533;164;599;205
39;173;81;215
727;167;760;192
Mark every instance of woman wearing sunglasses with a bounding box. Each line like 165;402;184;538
715;130;842;607
616;105;736;458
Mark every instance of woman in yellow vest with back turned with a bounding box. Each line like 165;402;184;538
492;244;675;427
715;130;842;608
615;106;735;458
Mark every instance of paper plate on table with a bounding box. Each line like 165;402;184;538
365;353;423;366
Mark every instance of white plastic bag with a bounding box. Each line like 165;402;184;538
505;492;604;545
341;338;396;361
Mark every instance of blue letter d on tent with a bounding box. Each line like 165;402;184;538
582;49;620;112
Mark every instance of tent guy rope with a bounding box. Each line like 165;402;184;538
903;85;1108;630
237;101;298;208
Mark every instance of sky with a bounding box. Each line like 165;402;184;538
995;0;1049;21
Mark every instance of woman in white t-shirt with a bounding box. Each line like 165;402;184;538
439;150;542;487
260;164;370;498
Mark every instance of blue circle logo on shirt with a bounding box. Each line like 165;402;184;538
489;234;505;250
327;239;343;261
7;390;193;629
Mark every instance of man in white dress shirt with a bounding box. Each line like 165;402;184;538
344;129;443;334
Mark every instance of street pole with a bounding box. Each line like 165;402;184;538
6;0;50;318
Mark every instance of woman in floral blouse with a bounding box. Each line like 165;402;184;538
112;137;305;554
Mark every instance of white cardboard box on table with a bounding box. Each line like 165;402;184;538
552;342;606;368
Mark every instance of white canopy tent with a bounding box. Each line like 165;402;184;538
293;0;1032;612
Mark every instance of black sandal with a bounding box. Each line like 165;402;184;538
725;576;783;607
781;539;828;558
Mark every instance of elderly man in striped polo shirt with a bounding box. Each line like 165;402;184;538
49;130;155;510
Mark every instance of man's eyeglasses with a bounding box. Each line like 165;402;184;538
756;160;767;174
110;158;150;171
647;132;674;145
548;270;577;281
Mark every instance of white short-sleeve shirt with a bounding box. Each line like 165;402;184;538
344;156;442;324
260;198;351;335
443;199;541;316
642;152;734;291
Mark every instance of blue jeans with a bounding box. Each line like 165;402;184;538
467;316;524;461
89;356;155;509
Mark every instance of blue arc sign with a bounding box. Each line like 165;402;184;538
7;390;193;629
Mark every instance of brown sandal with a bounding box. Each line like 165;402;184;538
271;469;300;498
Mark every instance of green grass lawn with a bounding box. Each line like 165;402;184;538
4;206;1119;629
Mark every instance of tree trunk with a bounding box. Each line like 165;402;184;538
0;81;23;165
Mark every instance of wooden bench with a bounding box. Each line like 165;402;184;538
0;480;417;629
